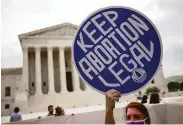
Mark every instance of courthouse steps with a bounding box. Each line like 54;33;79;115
2;96;183;123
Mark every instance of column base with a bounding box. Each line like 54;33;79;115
48;92;56;95
74;88;81;92
61;90;68;94
35;92;43;96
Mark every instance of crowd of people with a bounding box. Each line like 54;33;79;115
47;105;65;116
141;93;161;104
9;90;161;124
10;105;65;122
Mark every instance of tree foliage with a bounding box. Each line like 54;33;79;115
145;86;160;95
167;82;180;92
179;82;183;91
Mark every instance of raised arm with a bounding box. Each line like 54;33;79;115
105;89;121;124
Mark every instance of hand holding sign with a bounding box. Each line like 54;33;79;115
73;6;162;95
105;89;121;111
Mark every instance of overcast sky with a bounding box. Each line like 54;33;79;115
1;0;183;78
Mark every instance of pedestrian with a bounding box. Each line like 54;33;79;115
10;107;22;122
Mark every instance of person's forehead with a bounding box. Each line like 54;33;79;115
127;108;142;115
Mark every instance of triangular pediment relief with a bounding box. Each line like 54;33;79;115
19;23;78;38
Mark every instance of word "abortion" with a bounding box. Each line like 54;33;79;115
77;11;154;85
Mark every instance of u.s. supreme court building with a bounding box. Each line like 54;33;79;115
1;23;168;116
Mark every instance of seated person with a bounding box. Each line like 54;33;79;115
10;107;22;122
47;105;54;116
55;106;65;116
149;93;160;104
141;95;148;104
105;89;151;124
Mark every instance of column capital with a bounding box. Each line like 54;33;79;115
47;46;53;51
35;46;41;50
23;47;29;51
59;47;65;53
58;46;65;49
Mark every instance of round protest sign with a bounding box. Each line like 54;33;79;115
73;6;162;95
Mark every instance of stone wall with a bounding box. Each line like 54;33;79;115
1;74;22;116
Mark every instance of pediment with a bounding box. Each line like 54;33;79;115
19;23;78;38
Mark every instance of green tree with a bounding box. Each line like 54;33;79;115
145;86;160;95
167;82;179;92
179;82;183;91
146;87;151;95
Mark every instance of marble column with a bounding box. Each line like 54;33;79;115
15;47;28;114
81;78;87;90
71;50;80;91
35;47;42;95
47;47;55;94
59;47;67;93
22;47;29;93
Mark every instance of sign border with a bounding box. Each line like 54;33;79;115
72;6;163;95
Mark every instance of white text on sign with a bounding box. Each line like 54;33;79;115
77;11;154;86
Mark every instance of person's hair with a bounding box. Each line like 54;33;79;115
141;95;148;104
55;107;62;116
14;107;19;113
48;105;53;111
149;93;160;104
125;102;151;124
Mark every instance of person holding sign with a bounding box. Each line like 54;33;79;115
73;6;162;125
105;89;151;124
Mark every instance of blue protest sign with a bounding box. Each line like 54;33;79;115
72;6;162;95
